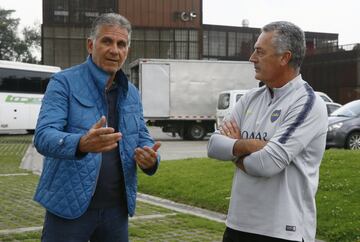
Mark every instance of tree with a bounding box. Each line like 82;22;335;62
0;7;41;63
18;24;41;63
0;8;19;60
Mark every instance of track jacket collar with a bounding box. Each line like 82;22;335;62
267;74;303;101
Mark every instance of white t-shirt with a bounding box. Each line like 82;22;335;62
208;75;328;242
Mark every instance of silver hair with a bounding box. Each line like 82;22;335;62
89;13;132;46
262;21;305;69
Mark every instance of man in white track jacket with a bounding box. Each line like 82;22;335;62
208;21;328;242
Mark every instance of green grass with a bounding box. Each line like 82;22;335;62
0;135;33;174
0;135;224;241
0;213;224;242
316;150;360;242
138;150;360;242
139;157;233;213
129;213;223;241
0;175;45;229
2;135;359;241
0;231;41;242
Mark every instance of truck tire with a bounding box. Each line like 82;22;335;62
186;124;206;140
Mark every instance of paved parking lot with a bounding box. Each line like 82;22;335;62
148;126;209;160
2;126;210;162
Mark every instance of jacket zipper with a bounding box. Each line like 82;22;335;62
91;87;108;196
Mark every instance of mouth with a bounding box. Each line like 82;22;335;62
106;59;120;63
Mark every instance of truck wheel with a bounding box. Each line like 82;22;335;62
186;124;206;140
346;131;360;150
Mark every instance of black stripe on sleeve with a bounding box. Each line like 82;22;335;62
278;83;315;144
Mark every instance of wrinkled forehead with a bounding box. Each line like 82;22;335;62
95;24;129;38
94;25;129;44
254;31;276;48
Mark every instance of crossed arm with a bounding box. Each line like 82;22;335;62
214;120;267;172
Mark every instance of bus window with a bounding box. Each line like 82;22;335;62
0;68;52;94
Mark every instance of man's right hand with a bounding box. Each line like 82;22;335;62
78;116;122;153
219;120;241;139
219;120;267;158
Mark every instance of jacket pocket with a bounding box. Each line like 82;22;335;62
121;105;140;135
68;93;98;130
72;93;95;108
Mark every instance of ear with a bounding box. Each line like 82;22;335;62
87;38;94;54
280;51;292;66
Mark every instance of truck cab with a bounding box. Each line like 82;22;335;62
216;89;249;128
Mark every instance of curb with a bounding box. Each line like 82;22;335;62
137;193;226;224
137;193;326;242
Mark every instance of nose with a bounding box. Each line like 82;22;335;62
249;51;256;63
109;43;120;55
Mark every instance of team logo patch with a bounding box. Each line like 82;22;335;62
270;110;281;122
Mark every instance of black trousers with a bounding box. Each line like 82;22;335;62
223;227;303;242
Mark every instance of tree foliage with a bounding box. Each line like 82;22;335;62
0;7;40;63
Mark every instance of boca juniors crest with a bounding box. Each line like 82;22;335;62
270;110;281;122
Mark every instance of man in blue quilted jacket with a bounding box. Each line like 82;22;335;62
33;13;161;242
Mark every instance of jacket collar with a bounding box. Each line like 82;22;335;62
267;74;303;100
86;55;129;94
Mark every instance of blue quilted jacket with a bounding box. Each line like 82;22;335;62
33;56;159;219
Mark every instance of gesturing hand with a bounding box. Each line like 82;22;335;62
134;142;161;170
78;116;122;153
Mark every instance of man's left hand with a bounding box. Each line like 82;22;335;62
233;157;246;172
134;142;161;169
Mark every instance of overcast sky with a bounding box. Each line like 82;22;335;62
0;0;359;45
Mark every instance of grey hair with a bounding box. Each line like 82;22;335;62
89;13;132;46
262;21;305;69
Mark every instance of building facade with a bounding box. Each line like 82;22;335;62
42;0;203;73
302;44;360;104
120;0;202;73
42;0;359;103
42;0;339;69
42;0;118;68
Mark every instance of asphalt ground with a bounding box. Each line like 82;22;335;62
148;126;209;160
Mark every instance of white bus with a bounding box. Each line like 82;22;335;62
0;60;60;133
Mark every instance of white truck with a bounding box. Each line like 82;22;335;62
129;59;258;140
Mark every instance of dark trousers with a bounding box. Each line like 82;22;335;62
223;227;303;242
41;206;128;242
